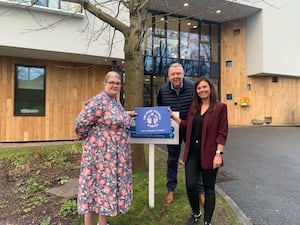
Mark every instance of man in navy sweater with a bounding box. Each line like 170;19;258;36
157;63;204;206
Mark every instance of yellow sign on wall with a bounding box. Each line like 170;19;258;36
240;97;250;106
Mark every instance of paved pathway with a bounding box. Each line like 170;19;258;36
218;126;300;225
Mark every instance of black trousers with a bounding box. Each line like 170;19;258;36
185;142;218;223
166;139;183;192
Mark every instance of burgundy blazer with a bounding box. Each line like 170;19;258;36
180;102;228;169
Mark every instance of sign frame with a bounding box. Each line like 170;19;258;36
129;111;179;208
130;111;179;145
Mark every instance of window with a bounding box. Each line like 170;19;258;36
141;12;221;105
142;13;221;77
37;0;82;12
9;0;82;13
180;19;199;60
14;65;46;116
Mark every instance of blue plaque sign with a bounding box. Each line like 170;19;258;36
135;106;171;135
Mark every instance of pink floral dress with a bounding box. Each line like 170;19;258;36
75;91;132;216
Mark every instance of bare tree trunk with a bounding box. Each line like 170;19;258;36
82;0;147;170
123;2;147;170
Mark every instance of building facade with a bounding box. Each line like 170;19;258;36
0;0;299;142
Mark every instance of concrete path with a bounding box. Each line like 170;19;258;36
218;126;300;225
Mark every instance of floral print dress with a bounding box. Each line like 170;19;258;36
75;91;133;216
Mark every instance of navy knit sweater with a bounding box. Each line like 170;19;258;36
157;78;194;120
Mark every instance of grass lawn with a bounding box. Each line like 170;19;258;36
0;143;242;225
73;145;242;225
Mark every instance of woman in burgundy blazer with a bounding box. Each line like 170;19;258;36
170;77;228;225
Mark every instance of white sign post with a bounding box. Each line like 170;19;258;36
130;112;179;208
148;143;155;207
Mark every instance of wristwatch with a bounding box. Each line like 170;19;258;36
216;150;223;155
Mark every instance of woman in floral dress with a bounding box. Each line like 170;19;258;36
75;71;136;225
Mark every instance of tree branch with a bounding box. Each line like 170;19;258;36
120;0;129;9
140;0;150;10
82;0;130;36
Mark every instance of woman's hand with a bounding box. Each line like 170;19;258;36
213;154;223;169
168;108;181;124
127;111;137;117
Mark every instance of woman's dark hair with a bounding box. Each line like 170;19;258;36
190;77;218;115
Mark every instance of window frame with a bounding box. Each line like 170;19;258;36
33;0;83;13
14;64;46;116
0;0;83;16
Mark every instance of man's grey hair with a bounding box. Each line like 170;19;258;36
168;63;184;74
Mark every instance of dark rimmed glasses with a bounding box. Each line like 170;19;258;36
106;81;121;86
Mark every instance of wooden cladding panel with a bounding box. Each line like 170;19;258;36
0;56;110;142
221;20;300;126
221;19;248;125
